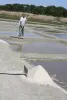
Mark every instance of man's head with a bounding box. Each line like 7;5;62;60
22;14;25;18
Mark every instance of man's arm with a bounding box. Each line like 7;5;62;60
26;15;31;22
19;17;21;25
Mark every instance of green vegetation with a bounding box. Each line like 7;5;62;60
0;4;67;17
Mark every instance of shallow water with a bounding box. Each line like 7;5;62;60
52;33;67;39
30;60;67;90
0;32;41;38
10;42;67;54
0;32;18;36
3;31;67;90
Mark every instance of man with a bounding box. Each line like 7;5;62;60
18;14;27;37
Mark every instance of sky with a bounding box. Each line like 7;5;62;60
0;0;67;9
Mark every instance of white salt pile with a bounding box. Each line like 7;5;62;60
0;39;9;45
22;65;67;94
0;39;9;51
27;65;57;87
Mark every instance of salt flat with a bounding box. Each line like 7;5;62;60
0;20;67;99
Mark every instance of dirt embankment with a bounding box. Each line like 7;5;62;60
0;10;67;24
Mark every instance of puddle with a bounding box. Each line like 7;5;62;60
10;42;67;54
29;60;67;90
0;32;42;38
24;32;42;38
51;33;67;39
0;32;18;36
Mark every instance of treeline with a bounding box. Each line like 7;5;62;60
0;4;67;17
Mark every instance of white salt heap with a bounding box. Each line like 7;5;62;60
0;39;9;45
27;65;57;87
0;39;9;51
22;65;67;94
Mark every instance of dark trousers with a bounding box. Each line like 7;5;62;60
19;25;24;37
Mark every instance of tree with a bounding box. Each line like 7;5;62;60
55;7;66;17
45;6;56;16
0;4;67;17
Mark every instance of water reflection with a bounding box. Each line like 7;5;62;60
0;32;42;38
21;42;67;54
10;44;22;52
10;42;67;54
52;33;67;39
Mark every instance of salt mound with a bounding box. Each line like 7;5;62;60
28;65;57;87
25;65;67;94
0;39;9;45
0;39;9;51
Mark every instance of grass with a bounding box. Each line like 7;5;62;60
0;13;19;20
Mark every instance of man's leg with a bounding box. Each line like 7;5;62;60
21;26;24;36
18;25;22;37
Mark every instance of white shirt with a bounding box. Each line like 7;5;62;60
19;17;26;26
